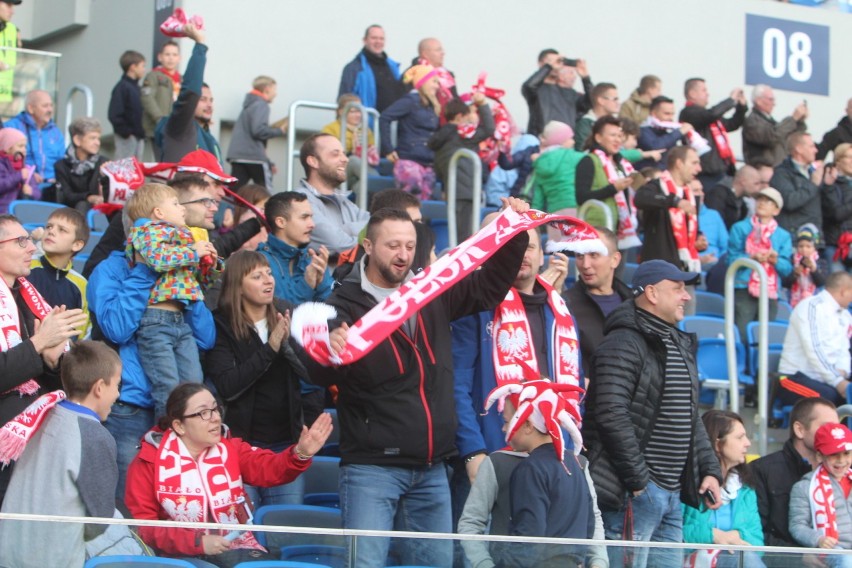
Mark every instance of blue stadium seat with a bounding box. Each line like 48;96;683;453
84;557;196;568
78;230;103;258
253;505;343;549
775;300;793;322
420;200;447;221
745;321;788;376
8;200;64;231
679;316;752;408
303;456;340;508
694;291;726;318
280;544;346;568
621;262;639;288
87;208;110;231
233;562;332;568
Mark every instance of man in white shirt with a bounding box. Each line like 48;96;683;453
778;271;852;405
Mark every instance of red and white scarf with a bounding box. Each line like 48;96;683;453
492;277;580;386
685;101;735;165
592;149;641;250
744;216;779;300
660;171;701;272
790;252;820;307
292;209;605;367
155;429;264;552
153;66;182;100
0;277;58;396
808;463;852;541
0;390;65;466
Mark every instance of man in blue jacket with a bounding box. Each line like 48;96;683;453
5;90;64;198
338;25;404;113
88;245;215;511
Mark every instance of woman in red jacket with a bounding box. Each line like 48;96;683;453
125;383;332;567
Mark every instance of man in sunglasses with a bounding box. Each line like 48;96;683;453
0;214;88;505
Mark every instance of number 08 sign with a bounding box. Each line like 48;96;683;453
745;14;829;96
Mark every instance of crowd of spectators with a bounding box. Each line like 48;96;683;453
0;9;852;568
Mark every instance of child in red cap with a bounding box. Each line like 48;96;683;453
789;422;852;564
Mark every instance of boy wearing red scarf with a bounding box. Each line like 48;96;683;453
790;422;852;564
728;187;793;342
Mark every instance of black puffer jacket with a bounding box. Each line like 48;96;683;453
772;157;824;237
583;300;722;510
305;231;528;467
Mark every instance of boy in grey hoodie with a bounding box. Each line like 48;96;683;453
226;75;287;189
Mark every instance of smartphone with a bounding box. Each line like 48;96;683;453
562;58;578;67
702;490;717;506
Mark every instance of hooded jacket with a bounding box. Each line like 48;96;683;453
259;233;332;305
305;231;528;467
226;92;285;164
583;300;722;510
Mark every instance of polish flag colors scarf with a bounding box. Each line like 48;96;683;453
0;390;65;466
744;216;779;300
808;463;852;541
685;101;735;165
0;277;57;396
492;276;580;387
660;171;701;273
592;149;641;250
155;429;264;552
790;252;820;307
643;116;712;156
292;208;605;367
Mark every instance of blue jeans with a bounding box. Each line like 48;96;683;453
136;307;203;418
601;480;684;568
104;401;155;512
340;463;453;568
243;441;305;507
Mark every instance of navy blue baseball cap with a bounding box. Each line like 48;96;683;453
632;259;699;289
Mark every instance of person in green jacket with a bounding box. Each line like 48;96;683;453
682;410;766;568
526;120;584;242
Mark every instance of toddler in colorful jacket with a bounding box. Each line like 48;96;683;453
124;182;220;417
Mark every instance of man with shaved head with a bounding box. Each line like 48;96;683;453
5;90;64;197
408;37;458;110
704;164;763;229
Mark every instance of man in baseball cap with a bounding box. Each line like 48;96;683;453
584;257;721;568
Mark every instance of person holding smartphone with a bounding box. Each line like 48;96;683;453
521;48;594;135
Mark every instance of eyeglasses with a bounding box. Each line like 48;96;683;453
0;235;33;248
182;405;222;421
180;198;218;209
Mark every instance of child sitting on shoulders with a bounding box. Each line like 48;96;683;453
125;182;219;417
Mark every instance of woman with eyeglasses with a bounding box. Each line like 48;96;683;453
124;383;332;567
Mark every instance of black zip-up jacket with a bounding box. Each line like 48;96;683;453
679;98;747;178
583;300;722;511
817;115;852;161
751;438;813;547
562;277;632;379
521;64;593;136
635;178;691;268
305;231;528;467
205;301;305;445
107;74;145;139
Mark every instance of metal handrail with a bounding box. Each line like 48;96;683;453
338;102;380;210
445;148;482;248
725;258;769;456
577;199;614;230
63;84;93;147
286;100;338;190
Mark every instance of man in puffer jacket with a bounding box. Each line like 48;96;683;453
583;259;722;568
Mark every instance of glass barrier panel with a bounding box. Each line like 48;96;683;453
0;47;61;120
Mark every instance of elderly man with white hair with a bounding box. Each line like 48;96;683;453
742;84;808;166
